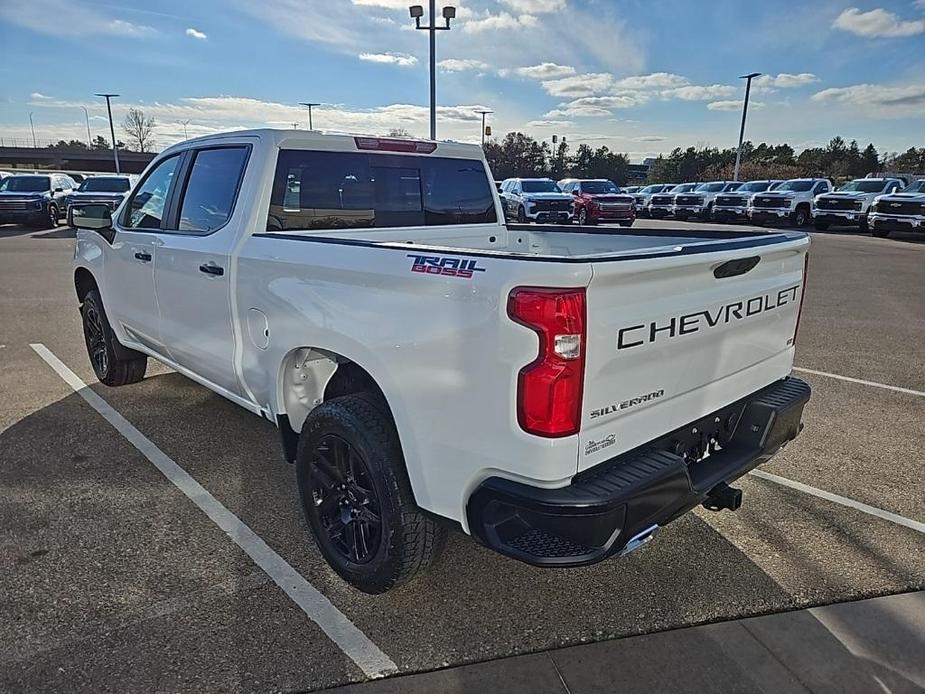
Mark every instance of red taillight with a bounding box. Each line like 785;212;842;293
793;253;809;345
354;137;437;153
508;287;586;438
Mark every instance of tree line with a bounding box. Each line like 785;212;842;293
45;108;158;154
483;132;924;184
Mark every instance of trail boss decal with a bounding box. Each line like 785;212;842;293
590;389;665;420
617;284;801;350
408;254;486;279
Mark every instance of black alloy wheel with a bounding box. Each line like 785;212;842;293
309;434;382;564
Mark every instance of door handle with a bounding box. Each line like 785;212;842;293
134;251;152;262
199;262;224;276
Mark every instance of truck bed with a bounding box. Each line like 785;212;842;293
263;224;805;262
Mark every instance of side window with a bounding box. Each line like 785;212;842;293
123;155;181;230
177;147;249;233
813;182;827;195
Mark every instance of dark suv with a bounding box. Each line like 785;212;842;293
65;174;138;218
0;173;77;227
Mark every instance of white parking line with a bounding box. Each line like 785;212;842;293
793;367;925;398
29;343;398;679
750;470;925;535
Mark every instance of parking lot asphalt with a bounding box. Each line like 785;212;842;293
1;219;923;693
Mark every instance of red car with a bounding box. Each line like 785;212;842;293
559;178;635;226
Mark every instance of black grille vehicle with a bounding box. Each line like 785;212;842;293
816;197;860;211
754;197;788;209
716;195;747;206
875;200;922;215
651;195;674;205
675;195;703;206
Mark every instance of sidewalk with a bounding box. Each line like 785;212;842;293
325;591;925;693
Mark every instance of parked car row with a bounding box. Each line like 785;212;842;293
0;172;137;227
631;175;925;237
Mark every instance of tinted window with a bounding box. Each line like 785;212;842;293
777;180;814;192
696;183;725;192
80;177;131;193
268;150;496;231
739;181;771;192
581;180;619;194
838;180;889;193
521;180;560;193
178;147;249;233
0;176;50;192
124;155;181;229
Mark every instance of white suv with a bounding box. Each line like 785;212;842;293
673;181;743;221
813;178;904;231
499;178;574;224
749;178;832;227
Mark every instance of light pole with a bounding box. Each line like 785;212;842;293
299;102;320;130
410;2;455;140
180;119;191;139
95;93;121;173
81;106;92;147
475;109;492;146
733;72;761;182
29;112;36;147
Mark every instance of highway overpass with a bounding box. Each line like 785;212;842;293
0;146;155;174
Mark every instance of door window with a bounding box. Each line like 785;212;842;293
124;155;181;229
177;147;249;233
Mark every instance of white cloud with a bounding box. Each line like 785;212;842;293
754;73;819;88
350;0;410;7
811;82;925;117
566;95;650;109
833;7;924;37
30;92;52;100
526;119;575;127
0;1;156;37
514;63;577;80
358;52;418;66
438;58;490;72
541;73;614;97
706;99;765;111
461;12;539;33
613;72;689;89
185;27;207;40
544;105;612;118
662;84;738;101
500;0;566;13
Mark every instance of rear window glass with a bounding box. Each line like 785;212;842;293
267;150;496;231
80;177;131;193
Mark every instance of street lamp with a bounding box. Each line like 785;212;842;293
94;93;121;173
299;102;320;130
410;2;455;140
29;112;36;147
81;106;92;148
733;72;761;182
475;109;492;146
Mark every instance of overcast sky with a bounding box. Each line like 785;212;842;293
1;0;924;160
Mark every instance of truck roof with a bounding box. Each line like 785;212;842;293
161;128;484;160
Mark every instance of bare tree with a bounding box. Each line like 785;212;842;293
386;127;412;138
122;108;157;153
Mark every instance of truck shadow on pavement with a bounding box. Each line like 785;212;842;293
3;369;922;690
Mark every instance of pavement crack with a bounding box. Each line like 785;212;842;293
547;654;573;694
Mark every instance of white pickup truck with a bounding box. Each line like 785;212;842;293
71;129;811;593
813;177;905;231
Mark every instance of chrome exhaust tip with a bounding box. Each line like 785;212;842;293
619;524;659;557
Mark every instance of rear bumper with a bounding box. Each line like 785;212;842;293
466;377;811;567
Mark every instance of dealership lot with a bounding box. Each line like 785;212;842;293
1;221;923;692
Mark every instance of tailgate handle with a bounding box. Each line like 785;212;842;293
714;256;760;279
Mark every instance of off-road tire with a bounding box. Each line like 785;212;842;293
296;394;446;594
81;289;147;386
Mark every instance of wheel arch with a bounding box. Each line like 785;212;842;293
275;347;396;464
74;266;99;304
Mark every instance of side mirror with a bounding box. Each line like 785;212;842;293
69;203;115;243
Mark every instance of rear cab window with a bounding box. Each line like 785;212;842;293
267;150;497;231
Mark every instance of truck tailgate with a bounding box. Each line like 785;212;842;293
578;237;809;472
